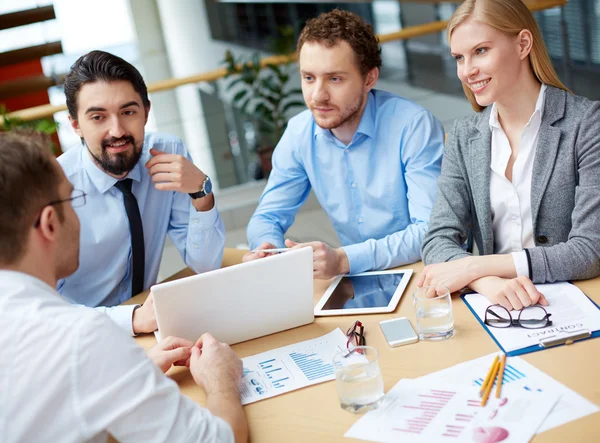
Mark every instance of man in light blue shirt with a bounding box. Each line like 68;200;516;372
245;10;444;278
57;51;225;335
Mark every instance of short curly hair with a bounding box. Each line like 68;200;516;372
297;9;382;76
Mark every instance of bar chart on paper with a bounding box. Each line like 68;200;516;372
345;379;560;443
289;351;335;381
239;328;349;406
259;358;293;389
473;363;543;392
388;388;483;439
345;382;492;442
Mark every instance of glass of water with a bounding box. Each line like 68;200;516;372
413;286;454;340
332;346;384;413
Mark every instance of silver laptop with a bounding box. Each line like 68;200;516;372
151;247;314;344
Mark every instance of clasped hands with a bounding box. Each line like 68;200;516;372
243;239;350;280
146;333;242;391
417;256;549;311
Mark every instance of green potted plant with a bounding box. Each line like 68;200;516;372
222;26;305;178
1;104;60;155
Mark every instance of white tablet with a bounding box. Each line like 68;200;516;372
314;269;413;316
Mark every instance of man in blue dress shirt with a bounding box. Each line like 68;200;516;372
245;10;444;278
57;51;225;335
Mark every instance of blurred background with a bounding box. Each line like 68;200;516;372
1;0;597;277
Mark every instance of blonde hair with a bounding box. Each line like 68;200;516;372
447;0;569;112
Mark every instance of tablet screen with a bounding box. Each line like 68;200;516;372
321;273;406;310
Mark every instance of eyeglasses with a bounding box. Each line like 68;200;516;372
34;189;87;228
346;320;366;349
484;304;552;329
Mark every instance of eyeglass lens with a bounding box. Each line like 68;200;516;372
518;306;550;329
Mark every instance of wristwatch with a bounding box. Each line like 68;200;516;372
189;175;213;199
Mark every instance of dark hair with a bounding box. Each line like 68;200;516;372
297;9;382;76
0;131;63;265
64;50;149;119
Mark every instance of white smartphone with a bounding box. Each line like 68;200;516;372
379;317;419;347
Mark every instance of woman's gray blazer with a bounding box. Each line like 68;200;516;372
421;86;600;284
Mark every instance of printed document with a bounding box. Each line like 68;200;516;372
238;328;347;405
416;353;599;433
464;282;600;353
345;380;558;443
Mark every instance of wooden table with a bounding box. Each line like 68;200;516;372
127;250;599;442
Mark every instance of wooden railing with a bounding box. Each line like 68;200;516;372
0;0;566;126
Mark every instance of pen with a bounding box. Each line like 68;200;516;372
251;248;289;254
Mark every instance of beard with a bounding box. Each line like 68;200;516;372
87;135;143;176
311;94;364;130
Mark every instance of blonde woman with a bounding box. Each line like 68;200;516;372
418;0;600;310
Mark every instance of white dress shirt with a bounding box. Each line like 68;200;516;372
489;84;547;277
0;270;234;443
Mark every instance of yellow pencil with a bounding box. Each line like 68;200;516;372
481;359;500;406
495;354;507;398
479;355;499;397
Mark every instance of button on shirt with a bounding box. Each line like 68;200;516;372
490;84;546;277
0;270;234;443
57;133;225;334
247;90;444;274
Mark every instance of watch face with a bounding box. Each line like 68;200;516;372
204;176;212;195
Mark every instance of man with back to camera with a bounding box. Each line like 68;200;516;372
57;50;225;335
244;10;444;278
0;131;247;443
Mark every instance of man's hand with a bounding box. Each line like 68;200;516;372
242;241;278;263
189;333;243;394
132;294;157;334
417;257;481;294
285;239;349;280
190;333;248;443
146;148;214;211
146;148;206;192
473;276;549;311
147;336;194;373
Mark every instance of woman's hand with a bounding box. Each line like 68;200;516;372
417;257;481;293
471;276;549;310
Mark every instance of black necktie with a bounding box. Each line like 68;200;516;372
114;179;145;296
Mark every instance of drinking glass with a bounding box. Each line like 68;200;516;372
332;346;384;413
413;286;454;340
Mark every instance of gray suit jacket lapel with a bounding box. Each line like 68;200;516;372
531;87;566;228
467;108;494;255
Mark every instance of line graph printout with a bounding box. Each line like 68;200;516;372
345;380;558;443
238;328;347;405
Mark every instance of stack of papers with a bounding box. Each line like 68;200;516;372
346;354;599;442
346;380;558;442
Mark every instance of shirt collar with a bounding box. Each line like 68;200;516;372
0;270;60;296
489;83;547;130
81;144;143;194
313;90;376;142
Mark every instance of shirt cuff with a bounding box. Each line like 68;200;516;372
342;243;374;275
189;203;219;228
511;251;530;278
250;236;285;251
102;304;139;336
